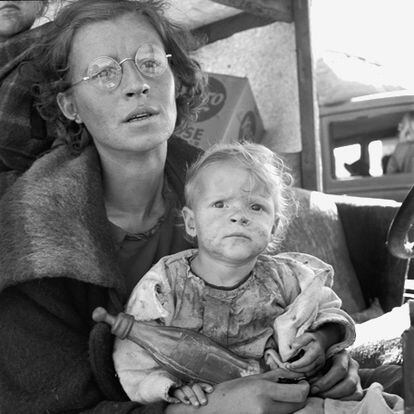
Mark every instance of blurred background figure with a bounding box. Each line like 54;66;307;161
386;111;414;174
0;1;48;42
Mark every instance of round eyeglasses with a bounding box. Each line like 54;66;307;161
69;43;172;91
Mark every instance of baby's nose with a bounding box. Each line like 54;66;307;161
239;216;250;225
230;212;250;225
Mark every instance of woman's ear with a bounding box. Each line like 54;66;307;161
57;92;82;123
182;206;197;238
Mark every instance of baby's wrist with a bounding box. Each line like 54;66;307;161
314;324;341;350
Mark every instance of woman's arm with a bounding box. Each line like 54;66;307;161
165;370;309;414
0;277;164;414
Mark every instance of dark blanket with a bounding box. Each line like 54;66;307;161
0;22;53;173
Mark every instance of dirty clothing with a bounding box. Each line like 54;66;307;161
114;249;356;403
296;382;403;414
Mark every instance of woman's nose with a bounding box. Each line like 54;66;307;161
121;61;150;97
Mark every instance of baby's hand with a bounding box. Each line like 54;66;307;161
285;332;326;376
172;382;214;406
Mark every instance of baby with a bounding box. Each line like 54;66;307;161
113;142;355;407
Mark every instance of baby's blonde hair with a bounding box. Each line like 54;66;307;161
184;142;297;250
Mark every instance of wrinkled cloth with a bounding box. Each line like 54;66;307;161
296;382;404;414
114;249;355;403
0;22;54;173
360;366;403;397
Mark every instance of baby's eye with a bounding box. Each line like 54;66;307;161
213;201;224;208
251;204;264;211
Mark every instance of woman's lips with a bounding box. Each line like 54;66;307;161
124;107;158;123
127;113;154;122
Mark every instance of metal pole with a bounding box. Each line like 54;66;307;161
403;300;414;413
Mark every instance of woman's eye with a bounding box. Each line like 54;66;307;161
139;59;161;74
213;201;224;208
93;66;117;80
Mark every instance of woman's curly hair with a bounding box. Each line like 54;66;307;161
29;0;208;151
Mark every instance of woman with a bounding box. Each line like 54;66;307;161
0;1;361;413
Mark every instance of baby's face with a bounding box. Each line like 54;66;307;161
184;162;277;265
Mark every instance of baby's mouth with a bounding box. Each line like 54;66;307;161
226;233;250;240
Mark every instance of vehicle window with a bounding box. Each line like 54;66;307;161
320;94;414;201
329;111;402;179
333;143;361;178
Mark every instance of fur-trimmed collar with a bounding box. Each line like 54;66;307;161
0;138;200;295
0;144;125;294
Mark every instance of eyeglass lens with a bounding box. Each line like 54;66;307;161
86;43;169;90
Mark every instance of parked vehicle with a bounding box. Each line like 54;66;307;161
319;90;414;201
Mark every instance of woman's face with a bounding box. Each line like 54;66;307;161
58;13;177;156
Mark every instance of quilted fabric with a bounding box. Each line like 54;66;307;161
280;188;366;315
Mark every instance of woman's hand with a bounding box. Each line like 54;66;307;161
165;369;309;414
308;350;363;400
